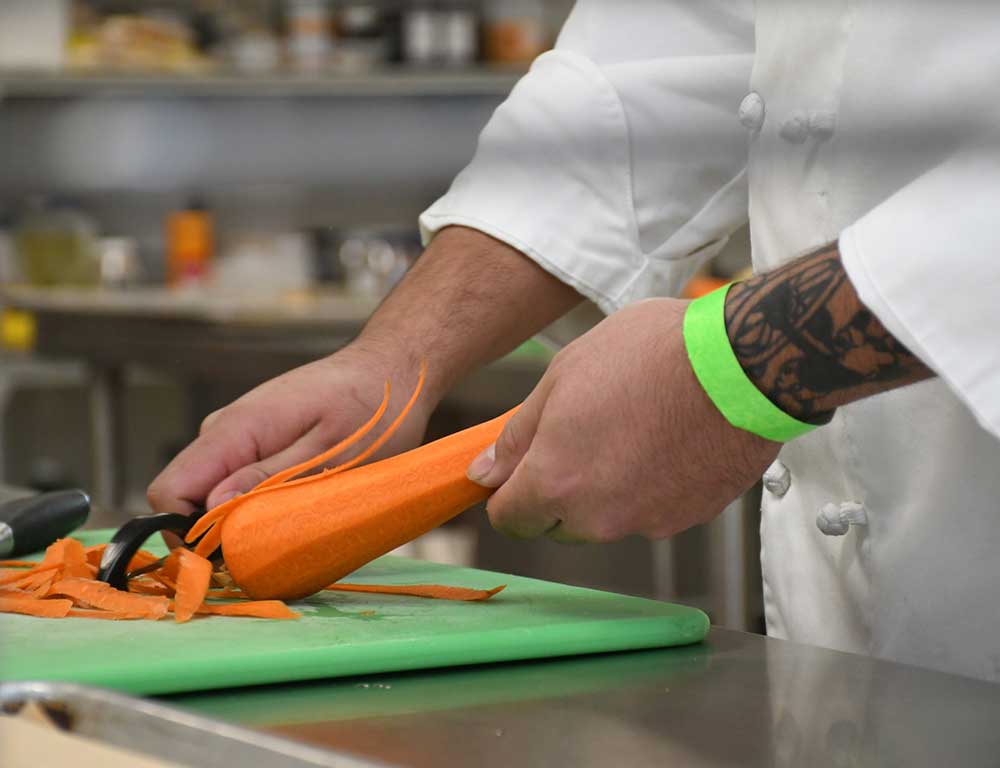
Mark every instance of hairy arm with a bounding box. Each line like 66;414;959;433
725;241;933;421
357;225;582;405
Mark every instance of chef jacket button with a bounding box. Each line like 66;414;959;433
738;92;766;132
816;502;868;536
779;111;810;144
808;110;837;141
762;461;791;498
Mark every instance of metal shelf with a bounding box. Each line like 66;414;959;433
0;67;527;99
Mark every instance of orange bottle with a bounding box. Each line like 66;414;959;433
166;199;213;286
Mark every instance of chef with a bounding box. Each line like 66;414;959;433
149;1;1000;682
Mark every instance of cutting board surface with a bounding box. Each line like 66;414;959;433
0;530;708;696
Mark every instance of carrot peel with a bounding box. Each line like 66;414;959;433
325;583;506;602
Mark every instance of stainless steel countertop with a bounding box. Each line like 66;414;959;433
166;628;1000;767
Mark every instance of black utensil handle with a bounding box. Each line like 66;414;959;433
97;507;210;591
0;490;91;558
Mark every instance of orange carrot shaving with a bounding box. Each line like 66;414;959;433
67;608;153;620
166;549;213;623
256;380;393;490
206;588;246;599
28;572;58;598
84;544;106;568
149;571;178;594
259;362;427;495
325;583;506;602
0;595;73;618
192;521;223;559
49;578;169;620
191;600;300;619
0;563;59;587
126;580;173;597
0;560;40;568
37;538;92;579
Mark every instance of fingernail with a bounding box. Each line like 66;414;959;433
467;444;496;483
213;491;240;508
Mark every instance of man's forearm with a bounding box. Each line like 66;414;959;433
724;242;933;421
354;226;582;404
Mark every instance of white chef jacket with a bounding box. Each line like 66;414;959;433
420;1;1000;682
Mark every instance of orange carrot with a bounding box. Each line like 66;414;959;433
0;560;40;568
325;583;506;601
221;411;514;599
0;595;73;618
186;370;421;548
166;549;213;623
185;382;392;543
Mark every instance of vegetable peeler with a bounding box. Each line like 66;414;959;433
97;507;219;591
0;489;90;559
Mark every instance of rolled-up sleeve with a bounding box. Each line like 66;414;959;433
840;134;1000;438
419;0;754;314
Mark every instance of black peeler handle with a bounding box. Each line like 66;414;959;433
97;508;210;591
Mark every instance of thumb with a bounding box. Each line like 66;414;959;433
467;387;546;488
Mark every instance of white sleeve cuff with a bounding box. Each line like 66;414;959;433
840;143;1000;438
420;45;751;315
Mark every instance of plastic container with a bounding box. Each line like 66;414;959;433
166;200;213;287
15;199;100;288
0;0;69;71
286;0;332;73
483;0;547;64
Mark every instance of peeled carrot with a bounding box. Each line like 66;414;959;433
326;583;506;601
221;409;513;600
178;364;515;600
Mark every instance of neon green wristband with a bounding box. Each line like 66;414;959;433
683;283;817;443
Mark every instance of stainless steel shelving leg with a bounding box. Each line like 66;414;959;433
89;364;125;517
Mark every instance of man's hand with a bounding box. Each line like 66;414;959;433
147;226;581;517
467;298;781;542
147;345;430;516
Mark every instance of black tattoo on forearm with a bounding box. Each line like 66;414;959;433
724;243;932;420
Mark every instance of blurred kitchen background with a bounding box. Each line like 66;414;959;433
0;0;762;631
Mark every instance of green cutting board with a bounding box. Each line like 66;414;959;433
0;530;708;696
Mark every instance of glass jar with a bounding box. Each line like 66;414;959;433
15;199;101;287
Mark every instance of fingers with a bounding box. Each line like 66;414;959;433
148;406;305;516
485;459;563;539
467;384;547;488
